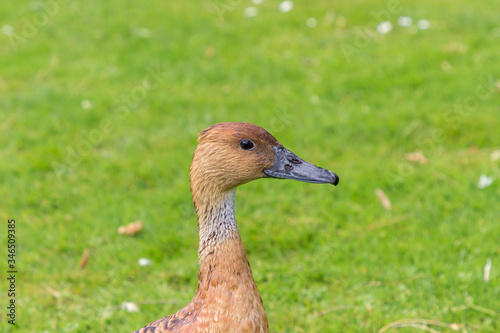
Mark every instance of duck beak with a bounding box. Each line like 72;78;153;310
263;146;339;185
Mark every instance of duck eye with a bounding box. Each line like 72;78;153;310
239;139;255;150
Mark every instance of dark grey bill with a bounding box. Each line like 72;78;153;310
263;146;339;185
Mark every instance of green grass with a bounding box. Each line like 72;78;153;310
1;0;499;332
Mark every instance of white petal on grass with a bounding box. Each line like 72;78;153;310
306;18;318;28
244;7;258;17
417;19;431;30
376;21;392;35
477;175;494;189
483;258;492;282
138;258;152;266
81;99;93;110
397;16;413;27
252;0;264;4
121;302;140;313
279;1;293;13
2;25;14;36
490;149;500;161
243;7;259;17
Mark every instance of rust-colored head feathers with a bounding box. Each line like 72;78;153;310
191;122;283;192
197;122;281;146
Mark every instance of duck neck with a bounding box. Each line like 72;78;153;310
191;184;260;300
195;188;239;252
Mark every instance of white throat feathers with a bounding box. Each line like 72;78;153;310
197;189;238;253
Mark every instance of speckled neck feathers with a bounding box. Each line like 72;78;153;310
196;189;238;253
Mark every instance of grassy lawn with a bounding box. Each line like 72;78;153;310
1;0;499;332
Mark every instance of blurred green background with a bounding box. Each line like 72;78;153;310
1;0;499;332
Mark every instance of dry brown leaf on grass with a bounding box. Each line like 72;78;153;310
468;146;479;153
78;248;90;269
375;188;392;210
405;151;428;164
118;220;143;235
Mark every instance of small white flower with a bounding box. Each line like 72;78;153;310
490;150;500;161
417;19;431;30
121;302;140;312
244;7;258;18
377;21;393;35
279;1;293;13
138;258;152;266
2;25;14;36
81;99;93;110
397;16;412;27
483;258;492;283
477;175;494;189
306;18;317;28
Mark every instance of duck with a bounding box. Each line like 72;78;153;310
132;122;339;333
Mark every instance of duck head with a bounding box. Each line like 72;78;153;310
190;122;339;193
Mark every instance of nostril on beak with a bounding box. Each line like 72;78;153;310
284;164;294;172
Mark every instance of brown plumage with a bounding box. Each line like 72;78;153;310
132;122;339;333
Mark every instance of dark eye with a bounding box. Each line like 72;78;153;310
239;139;255;150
